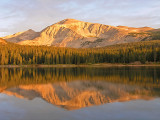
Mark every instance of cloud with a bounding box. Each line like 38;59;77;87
0;0;160;36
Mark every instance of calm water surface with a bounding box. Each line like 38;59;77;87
0;67;160;120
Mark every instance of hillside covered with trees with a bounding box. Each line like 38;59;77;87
0;40;160;65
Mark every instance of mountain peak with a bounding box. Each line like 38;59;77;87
26;29;35;32
57;18;82;24
3;29;40;43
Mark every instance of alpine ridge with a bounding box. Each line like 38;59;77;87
2;19;155;48
3;29;40;43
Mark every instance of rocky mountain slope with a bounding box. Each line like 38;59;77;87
1;81;154;110
3;29;40;43
0;38;7;44
2;19;155;48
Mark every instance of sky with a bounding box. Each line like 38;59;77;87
0;0;160;36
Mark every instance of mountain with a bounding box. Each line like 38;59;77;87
3;19;155;48
3;29;40;43
1;81;154;110
0;38;7;44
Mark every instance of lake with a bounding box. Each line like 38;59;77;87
0;67;160;120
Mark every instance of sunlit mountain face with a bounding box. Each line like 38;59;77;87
0;67;159;110
0;38;7;45
2;19;159;48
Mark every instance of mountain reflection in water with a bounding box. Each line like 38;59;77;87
0;67;160;110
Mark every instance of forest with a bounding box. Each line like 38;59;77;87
0;40;160;65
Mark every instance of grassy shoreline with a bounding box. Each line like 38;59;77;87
0;63;160;68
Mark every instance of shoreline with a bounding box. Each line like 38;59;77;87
0;63;160;68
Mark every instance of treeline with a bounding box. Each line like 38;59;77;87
129;31;160;40
0;40;160;65
150;31;160;40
